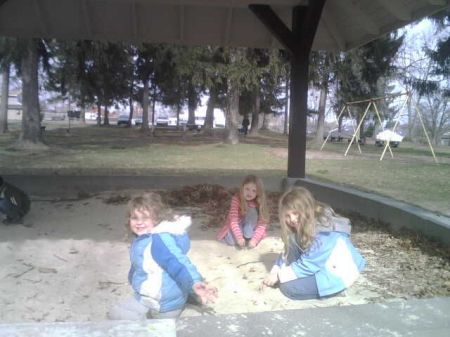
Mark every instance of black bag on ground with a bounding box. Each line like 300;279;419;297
0;176;31;223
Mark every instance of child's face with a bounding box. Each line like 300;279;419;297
243;182;257;201
285;209;300;230
129;209;155;236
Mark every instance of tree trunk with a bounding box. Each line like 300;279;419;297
128;85;134;127
358;112;365;142
407;97;417;141
314;85;327;144
249;86;260;136
225;81;239;144
96;104;101;126
0;63;9;134
103;105;110;125
80;100;86;124
151;83;157;125
261;112;269;130
176;104;181;126
19;38;44;146
128;97;133;125
204;87;216;131
142;78;150;130
187;82;196;125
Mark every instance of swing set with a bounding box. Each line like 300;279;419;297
320;93;438;163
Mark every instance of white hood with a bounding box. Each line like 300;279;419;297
151;215;192;235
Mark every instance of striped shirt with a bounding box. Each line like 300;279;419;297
217;195;267;245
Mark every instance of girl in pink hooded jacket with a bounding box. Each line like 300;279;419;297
217;175;269;249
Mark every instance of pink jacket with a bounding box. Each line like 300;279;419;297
217;195;267;245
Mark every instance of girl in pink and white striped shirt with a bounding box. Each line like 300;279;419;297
217;175;269;248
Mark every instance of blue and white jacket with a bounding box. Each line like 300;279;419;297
273;216;365;297
128;216;203;313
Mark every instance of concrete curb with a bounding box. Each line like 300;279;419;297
2;174;449;245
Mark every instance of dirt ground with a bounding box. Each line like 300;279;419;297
0;185;449;323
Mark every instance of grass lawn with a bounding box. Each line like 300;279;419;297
1;123;449;216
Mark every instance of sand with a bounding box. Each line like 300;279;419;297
0;190;399;323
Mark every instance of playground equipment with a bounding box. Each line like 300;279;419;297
320;93;438;163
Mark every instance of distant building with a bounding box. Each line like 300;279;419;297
441;132;450;146
0;90;23;121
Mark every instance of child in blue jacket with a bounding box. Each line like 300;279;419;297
108;192;217;320
263;187;365;300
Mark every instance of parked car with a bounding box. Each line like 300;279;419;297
67;110;81;119
156;117;169;126
134;117;143;126
375;130;403;148
117;114;131;126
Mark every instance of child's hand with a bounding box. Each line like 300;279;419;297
192;282;218;305
248;240;257;249
237;238;246;247
262;273;279;288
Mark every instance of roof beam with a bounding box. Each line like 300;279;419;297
427;0;448;5
223;7;233;45
321;9;345;50
249;5;300;55
131;0;138;38
377;0;412;21
341;1;379;36
33;0;49;36
81;0;92;36
349;4;380;35
179;5;185;43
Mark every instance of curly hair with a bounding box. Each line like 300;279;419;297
127;192;172;224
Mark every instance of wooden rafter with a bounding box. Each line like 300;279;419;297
321;10;346;50
378;0;412;20
131;0;138;38
223;7;233;46
81;0;92;36
248;5;300;55
33;0;49;36
179;5;185;43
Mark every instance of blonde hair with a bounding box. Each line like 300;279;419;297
279;187;332;254
127;192;170;224
238;175;269;222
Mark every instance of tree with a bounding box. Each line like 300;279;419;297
18;38;45;147
396;16;450;144
309;51;336;144
91;42;131;125
417;92;449;144
335;33;404;139
429;9;450;97
45;40;97;124
199;46;227;133
135;43;168;130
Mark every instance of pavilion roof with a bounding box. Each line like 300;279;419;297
0;0;448;51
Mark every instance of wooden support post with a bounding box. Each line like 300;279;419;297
250;1;327;178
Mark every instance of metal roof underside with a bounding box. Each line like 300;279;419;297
0;0;449;51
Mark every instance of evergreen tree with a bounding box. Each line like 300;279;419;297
335;34;404;139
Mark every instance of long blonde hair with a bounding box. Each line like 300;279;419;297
279;187;332;254
238;175;269;222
